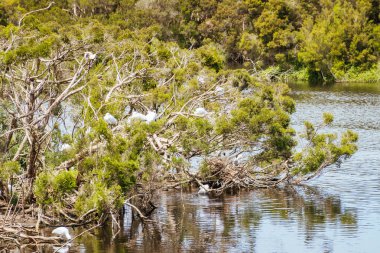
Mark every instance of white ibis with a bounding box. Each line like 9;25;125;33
128;111;147;123
84;51;96;60
194;107;208;117
128;111;156;124
60;143;72;152
198;184;210;194
145;111;157;123
104;113;118;125
52;227;71;240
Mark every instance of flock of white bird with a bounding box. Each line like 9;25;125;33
101;105;212;129
49;181;209;246
51;64;220;247
127;110;157;124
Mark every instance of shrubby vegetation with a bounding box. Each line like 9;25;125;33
0;0;360;240
1;0;379;83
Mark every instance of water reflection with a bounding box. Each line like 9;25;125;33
68;186;356;253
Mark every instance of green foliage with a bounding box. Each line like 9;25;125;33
34;170;78;205
75;180;123;215
53;170;78;195
1;0;377;81
197;43;225;72
298;0;379;82
0;161;21;181
323;112;334;125
293;117;358;175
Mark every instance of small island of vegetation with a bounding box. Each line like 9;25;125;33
0;0;375;248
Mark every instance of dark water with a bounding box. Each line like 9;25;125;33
16;82;380;253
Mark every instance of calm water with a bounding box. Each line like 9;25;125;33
18;82;380;253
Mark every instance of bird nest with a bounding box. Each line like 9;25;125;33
199;158;282;193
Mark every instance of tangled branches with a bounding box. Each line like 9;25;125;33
194;158;290;194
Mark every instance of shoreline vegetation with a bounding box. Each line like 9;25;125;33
255;65;380;83
0;0;373;249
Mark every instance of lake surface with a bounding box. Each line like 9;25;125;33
18;82;380;253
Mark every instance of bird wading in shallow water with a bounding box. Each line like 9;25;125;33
198;184;210;194
52;227;72;241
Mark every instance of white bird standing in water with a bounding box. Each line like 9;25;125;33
104;113;118;125
52;227;72;240
198;184;210;194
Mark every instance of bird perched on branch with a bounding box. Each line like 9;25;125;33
128;110;157;124
145;110;157;123
194;107;208;117
52;227;71;240
215;86;225;95
84;51;96;60
104;113;118;125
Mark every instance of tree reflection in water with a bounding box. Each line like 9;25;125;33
72;185;357;253
7;186;356;252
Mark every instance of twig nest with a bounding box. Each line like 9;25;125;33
104;113;118;125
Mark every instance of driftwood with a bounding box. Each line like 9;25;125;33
0;198;101;250
0;226;61;246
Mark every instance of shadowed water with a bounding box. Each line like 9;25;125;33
10;82;380;253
